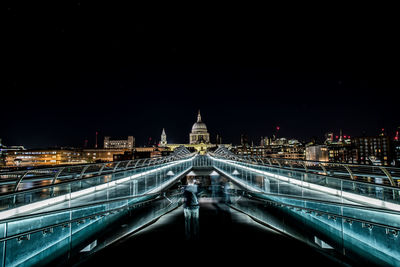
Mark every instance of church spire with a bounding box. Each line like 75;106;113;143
160;128;167;146
197;110;202;122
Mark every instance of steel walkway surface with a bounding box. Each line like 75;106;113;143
78;201;345;267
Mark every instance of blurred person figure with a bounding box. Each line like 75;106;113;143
223;179;232;204
183;178;200;240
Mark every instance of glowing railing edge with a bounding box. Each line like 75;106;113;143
0;156;194;220
212;157;400;212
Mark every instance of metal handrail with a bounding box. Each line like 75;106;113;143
0;189;182;224
0;153;192;178
234;190;400;231
0;154;195;200
215;146;399;168
0;164;159;198
211;154;400;191
0;155;194;200
232;188;400;216
210;149;400;187
0;152;195;194
0;189;183;242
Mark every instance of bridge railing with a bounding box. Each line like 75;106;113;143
0;188;183;266
192;154;213;167
256;156;400;187
227;187;400;265
0;154;195;220
211;147;400;187
210;154;400;211
211;151;400;264
0;152;195;194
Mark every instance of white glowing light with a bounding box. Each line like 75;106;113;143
212;157;400;211
0;156;194;220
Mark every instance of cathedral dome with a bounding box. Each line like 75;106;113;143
192;121;208;133
191;111;208;133
189;110;210;144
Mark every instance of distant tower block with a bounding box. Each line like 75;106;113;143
104;136;135;149
160;128;167;146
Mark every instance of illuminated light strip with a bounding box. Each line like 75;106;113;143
213;157;400;211
146;168;191;194
237;202;399;262
292;206;400;261
214;167;262;193
0;157;194;220
215;158;400;262
16;215;104;266
95;183;108;191
14;235;71;266
0;194;70;220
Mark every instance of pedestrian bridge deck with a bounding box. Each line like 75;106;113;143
1;151;400;266
80;201;342;267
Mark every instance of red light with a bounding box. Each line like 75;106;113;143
382;128;385;132
348;136;351;138
336;136;339;139
344;135;347;138
276;126;280;131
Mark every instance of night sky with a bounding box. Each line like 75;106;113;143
4;3;399;148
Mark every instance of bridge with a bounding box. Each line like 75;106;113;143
1;146;400;266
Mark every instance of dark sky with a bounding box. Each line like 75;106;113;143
3;3;400;148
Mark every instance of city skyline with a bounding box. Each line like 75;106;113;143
4;4;399;148
1;108;398;149
4;4;400;266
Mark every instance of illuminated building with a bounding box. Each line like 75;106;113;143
81;148;129;163
5;149;85;167
394;127;400;166
5;148;131;167
160;128;167;146
327;143;356;163
324;131;356;163
189;110;210;144
352;135;391;166
134;147;166;159
325;132;334;144
0;140;26;167
165;110;231;154
113;151;134;161
104;136;134;149
234;136;305;160
305;145;329;162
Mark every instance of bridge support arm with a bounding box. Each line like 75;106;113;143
379;167;396;186
343;165;355;180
